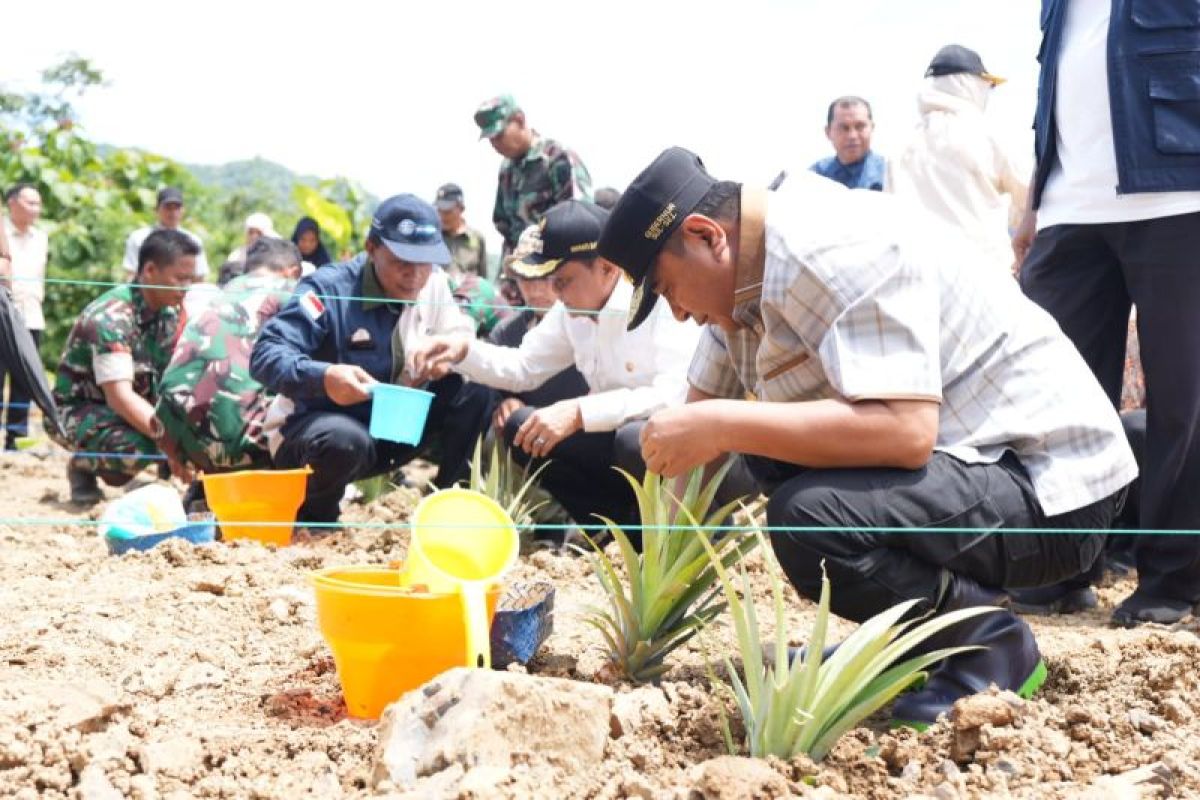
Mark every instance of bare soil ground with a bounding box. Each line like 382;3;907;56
2;451;1199;799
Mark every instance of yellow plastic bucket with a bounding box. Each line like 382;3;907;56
201;467;311;546
310;565;499;719
404;489;519;670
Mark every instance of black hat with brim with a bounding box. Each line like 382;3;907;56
596;147;716;330
509;201;608;279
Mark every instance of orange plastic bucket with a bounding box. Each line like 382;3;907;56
201;467;311;546
310;565;500;719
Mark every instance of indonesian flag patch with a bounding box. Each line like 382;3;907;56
298;290;326;321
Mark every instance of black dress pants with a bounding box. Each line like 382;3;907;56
0;329;39;449
1020;213;1200;603
760;452;1116;623
275;374;493;523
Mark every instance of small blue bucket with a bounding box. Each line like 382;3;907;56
369;384;435;445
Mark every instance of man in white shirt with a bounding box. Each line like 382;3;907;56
600;147;1136;727
888;45;1028;277
1012;0;1200;626
1;184;49;450
411;200;700;534
122;187;210;279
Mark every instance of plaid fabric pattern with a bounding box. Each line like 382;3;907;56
689;176;1137;516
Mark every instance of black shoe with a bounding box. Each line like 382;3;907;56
1111;590;1194;627
890;608;1046;729
67;463;102;506
784;576;1009;669
157;461;171;481
1010;584;1098;616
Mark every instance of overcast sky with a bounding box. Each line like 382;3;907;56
3;0;1041;241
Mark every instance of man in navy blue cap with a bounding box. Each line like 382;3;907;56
598;147;1136;727
250;194;494;525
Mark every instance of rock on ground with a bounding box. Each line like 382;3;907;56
372;667;614;789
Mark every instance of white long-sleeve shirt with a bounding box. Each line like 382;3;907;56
455;278;700;432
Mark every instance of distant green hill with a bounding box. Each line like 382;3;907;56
186;156;322;208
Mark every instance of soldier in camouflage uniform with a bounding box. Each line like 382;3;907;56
474;94;593;258
155;238;302;474
52;229;198;504
435;183;490;278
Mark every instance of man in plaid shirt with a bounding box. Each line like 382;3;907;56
599;147;1137;728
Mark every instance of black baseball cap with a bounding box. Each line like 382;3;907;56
435;183;464;211
925;44;1005;85
509;201;608;279
156;187;184;207
369;194;451;265
597;147;716;329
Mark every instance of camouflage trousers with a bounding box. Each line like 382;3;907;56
53;403;161;477
154;392;272;474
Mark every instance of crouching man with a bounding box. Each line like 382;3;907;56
410;200;700;533
52;230;196;504
599;148;1137;727
155;237;303;479
250;194;493;524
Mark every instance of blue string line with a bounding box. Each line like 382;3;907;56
9;275;620;318
0;515;1186;535
0;402;32;409
2;448;166;461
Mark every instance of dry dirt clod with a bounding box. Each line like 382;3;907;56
372;667;613;789
952;693;1016;730
610;686;672;738
1128;708;1165;735
686;756;790;800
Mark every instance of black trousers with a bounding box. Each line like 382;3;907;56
275;374;494;523
0;329;40;449
1020;213;1200;602
503;407;647;530
760;452;1115;623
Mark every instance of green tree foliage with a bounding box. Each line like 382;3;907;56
0;57;374;366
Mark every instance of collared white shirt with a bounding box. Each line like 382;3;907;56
394;270;476;360
689;177;1137;517
122;225;210;278
3;218;48;330
456;278;700;432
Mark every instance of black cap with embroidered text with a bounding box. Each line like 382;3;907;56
925;44;1006;85
509;200;608;279
597;147;716;329
369;193;451;265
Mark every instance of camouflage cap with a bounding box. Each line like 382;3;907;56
474;94;519;139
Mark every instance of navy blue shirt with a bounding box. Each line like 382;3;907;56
250;254;402;429
809;151;887;191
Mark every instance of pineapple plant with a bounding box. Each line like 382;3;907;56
702;532;1000;761
582;459;757;683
